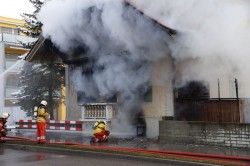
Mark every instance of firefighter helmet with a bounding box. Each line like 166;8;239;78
94;121;106;130
2;113;10;118
40;100;47;106
98;123;106;130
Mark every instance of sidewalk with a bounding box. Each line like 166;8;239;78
107;137;250;158
9;129;250;158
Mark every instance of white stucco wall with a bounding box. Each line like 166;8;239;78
143;56;174;138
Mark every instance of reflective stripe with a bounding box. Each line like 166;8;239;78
40;136;45;139
37;137;41;140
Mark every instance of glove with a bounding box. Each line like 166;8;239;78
106;130;110;135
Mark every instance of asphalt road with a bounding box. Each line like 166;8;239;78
0;146;199;166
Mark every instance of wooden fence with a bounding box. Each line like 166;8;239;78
175;99;246;122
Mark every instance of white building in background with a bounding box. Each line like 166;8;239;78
0;16;37;126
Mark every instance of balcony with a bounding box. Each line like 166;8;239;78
81;103;117;120
0;33;37;45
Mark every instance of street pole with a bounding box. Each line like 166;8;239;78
234;78;240;122
218;79;222;122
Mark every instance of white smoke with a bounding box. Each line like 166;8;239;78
38;0;250;124
129;0;250;122
38;0;172;133
129;0;250;98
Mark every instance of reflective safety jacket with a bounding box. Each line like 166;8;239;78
93;121;107;135
36;107;49;123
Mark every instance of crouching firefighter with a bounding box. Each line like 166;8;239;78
0;113;10;143
90;120;110;143
35;100;49;144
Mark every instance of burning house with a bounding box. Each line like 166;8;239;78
25;0;250;141
26;0;177;138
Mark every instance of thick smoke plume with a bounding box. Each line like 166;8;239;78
131;0;250;98
38;0;250;125
38;0;172;133
130;0;250;121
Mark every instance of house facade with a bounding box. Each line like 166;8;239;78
25;0;248;139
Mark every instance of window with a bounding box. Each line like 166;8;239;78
77;91;97;104
1;27;13;34
0;27;19;35
5;54;20;70
105;95;117;103
5;74;20;87
5;53;20;59
177;81;210;99
13;29;19;35
144;86;152;102
5;60;16;70
5;87;20;98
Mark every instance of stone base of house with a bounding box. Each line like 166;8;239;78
144;118;162;138
159;120;250;148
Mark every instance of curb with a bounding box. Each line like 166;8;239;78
3;143;212;166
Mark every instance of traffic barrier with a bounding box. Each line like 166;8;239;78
15;120;82;131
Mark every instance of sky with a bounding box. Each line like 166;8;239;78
0;0;34;19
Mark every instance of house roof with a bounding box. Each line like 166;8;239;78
25;36;63;64
25;1;176;64
25;35;89;64
125;0;176;36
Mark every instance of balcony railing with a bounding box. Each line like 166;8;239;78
0;33;37;45
81;103;117;120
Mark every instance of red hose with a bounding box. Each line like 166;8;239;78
5;136;250;165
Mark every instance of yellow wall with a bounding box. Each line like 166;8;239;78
5;48;28;55
58;86;66;120
0;16;26;34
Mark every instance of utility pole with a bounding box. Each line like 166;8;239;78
48;63;54;120
234;78;240;122
218;79;222;122
218;79;220;99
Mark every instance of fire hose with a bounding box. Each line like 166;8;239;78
4;135;250;166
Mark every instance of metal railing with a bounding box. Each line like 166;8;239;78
0;33;37;45
81;103;117;120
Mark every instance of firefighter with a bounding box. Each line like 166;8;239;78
90;120;110;143
36;100;49;144
0;113;10;143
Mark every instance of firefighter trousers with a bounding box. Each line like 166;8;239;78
36;122;46;143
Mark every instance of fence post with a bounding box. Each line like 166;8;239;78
235;79;242;122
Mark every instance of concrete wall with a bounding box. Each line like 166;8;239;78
159;120;250;148
65;66;81;120
144;117;161;138
142;56;174;138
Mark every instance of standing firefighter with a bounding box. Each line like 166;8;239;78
36;100;49;144
0;113;10;143
90;120;110;143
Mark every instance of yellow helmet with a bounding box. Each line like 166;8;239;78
98;123;105;130
93;120;106;129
